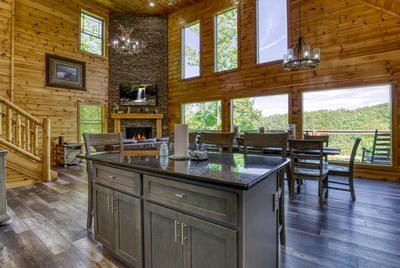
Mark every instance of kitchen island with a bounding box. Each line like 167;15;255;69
79;151;290;268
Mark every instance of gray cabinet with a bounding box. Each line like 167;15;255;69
0;150;10;225
94;184;114;250
182;214;237;268
144;202;183;268
114;191;142;268
94;183;142;268
144;202;237;268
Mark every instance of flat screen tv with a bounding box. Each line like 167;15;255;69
119;83;157;106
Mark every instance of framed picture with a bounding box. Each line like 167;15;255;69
46;54;86;91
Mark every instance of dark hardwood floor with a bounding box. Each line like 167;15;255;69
1;165;399;268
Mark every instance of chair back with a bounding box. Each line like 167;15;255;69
289;140;324;176
349;138;361;175
304;134;330;147
243;132;288;157
199;132;236;153
371;130;391;163
83;133;123;155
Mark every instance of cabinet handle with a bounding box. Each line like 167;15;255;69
175;193;185;198
174;220;181;243
108;175;117;179
181;223;187;246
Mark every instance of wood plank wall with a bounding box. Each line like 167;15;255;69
0;0;12;98
167;0;400;181
8;0;109;144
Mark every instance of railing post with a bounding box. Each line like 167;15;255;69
16;113;21;147
6;108;12;142
0;102;2;137
42;118;51;182
25;118;30;152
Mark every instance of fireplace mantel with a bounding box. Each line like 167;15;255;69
111;113;164;138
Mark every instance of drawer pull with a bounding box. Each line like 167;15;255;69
108;175;117;180
175;193;185;198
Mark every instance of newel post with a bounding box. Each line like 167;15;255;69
42;118;51;181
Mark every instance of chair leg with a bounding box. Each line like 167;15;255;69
349;176;356;201
87;177;93;232
279;173;286;245
318;180;324;207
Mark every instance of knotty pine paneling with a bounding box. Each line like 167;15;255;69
12;0;109;143
0;0;12;98
168;0;400;180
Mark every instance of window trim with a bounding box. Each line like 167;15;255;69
300;83;394;167
181;99;223;131
214;6;240;73
78;102;106;143
181;20;202;80
79;8;107;58
255;0;290;66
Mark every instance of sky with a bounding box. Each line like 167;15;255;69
241;84;391;117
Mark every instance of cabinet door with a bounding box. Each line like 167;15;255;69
183;214;237;268
144;202;183;268
114;191;143;268
94;184;114;251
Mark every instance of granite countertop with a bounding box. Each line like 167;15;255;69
79;151;290;190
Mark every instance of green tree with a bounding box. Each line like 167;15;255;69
233;98;263;131
184;101;221;131
216;8;238;72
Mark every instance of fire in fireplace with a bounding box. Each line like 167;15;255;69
125;127;152;140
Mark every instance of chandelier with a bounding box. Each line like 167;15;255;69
109;24;146;55
283;0;320;71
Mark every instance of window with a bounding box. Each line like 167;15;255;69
182;22;201;79
182;101;222;131
303;85;392;165
79;103;104;142
232;94;289;133
215;8;238;72
80;11;104;56
257;0;288;63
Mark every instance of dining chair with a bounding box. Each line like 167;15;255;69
199;132;236;153
244;132;288;245
304;134;330;161
289;140;328;207
83;132;124;232
328;138;361;200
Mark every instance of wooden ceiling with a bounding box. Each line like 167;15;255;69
87;0;198;14
359;0;400;16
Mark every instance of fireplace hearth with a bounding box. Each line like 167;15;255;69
125;127;152;140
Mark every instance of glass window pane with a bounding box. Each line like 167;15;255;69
233;94;289;133
79;104;104;143
215;8;238;72
303;85;392;165
80;11;104;56
81;13;103;38
80;32;103;56
182;22;200;79
183;101;222;131
257;0;287;63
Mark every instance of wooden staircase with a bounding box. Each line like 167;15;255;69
0;96;57;188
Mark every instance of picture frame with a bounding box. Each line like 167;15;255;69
46;54;86;91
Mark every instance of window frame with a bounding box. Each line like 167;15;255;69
79;9;106;58
214;6;240;73
256;0;290;65
181;20;202;80
181;99;223;131
78;102;106;143
301;83;394;167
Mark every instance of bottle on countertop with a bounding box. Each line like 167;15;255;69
160;142;169;157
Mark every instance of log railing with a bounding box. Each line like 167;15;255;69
0;96;51;181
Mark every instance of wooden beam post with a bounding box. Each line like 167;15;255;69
15;113;21;147
25;118;30;152
6;108;12;142
42;118;51;181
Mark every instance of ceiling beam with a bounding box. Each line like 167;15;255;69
357;0;400;17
